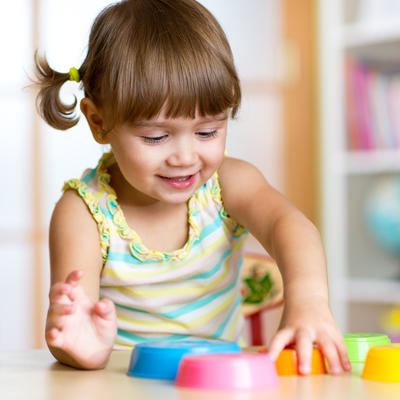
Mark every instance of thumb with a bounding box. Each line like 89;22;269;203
94;298;116;322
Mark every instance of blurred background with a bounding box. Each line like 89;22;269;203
2;0;400;350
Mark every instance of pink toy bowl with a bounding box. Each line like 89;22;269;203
176;352;278;390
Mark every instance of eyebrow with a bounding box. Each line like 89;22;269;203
133;113;228;128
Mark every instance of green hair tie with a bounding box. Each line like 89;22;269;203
69;67;80;83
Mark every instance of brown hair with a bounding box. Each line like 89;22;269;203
34;0;241;131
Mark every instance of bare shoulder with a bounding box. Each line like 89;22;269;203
49;189;103;300
218;157;266;189
51;188;94;222
217;157;297;236
218;157;269;208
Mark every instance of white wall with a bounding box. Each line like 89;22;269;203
0;0;34;350
0;0;283;349
201;0;284;254
202;0;283;190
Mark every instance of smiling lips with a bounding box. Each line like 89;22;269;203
158;174;197;189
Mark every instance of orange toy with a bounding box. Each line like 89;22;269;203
274;346;327;376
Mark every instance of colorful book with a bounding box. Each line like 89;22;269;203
345;57;361;150
370;71;392;149
352;59;374;150
387;75;400;149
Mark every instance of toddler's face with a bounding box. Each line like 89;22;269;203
106;109;228;205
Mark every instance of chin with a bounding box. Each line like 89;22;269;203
162;193;195;204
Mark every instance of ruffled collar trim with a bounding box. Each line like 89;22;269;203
96;151;201;262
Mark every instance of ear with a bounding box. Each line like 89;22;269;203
80;98;109;144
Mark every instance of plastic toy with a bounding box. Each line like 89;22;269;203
176;352;278;390
127;339;240;380
343;333;391;375
362;343;400;382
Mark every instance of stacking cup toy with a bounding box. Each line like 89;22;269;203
274;345;326;375
128;339;241;380
343;333;391;376
362;343;400;382
176;352;278;390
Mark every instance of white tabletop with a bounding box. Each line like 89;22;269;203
1;349;400;400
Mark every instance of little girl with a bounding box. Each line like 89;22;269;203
35;0;350;373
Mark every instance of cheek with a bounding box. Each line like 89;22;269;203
114;143;159;169
205;141;226;165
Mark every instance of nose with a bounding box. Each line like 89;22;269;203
167;137;198;167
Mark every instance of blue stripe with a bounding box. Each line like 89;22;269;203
81;167;97;184
117;329;190;342
161;258;242;319
185;247;231;280
103;207;115;221
212;294;242;338
197;217;223;241
107;251;161;265
106;217;224;265
116;303;150;313
233;229;249;239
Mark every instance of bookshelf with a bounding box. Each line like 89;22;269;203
318;0;400;334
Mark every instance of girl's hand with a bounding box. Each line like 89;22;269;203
267;297;351;375
45;270;117;369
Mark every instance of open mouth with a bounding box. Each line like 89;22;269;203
162;175;192;181
158;174;197;189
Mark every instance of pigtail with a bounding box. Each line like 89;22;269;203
33;51;80;130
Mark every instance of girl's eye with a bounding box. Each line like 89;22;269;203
142;135;167;144
197;129;217;138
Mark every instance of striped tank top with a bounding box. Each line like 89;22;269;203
64;151;249;348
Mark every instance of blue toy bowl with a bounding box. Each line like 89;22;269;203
127;338;241;380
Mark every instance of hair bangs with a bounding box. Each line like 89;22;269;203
98;8;240;126
104;50;240;126
163;44;241;120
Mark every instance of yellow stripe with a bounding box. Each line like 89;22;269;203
113;261;228;298
118;313;189;331
117;292;236;330
227;305;242;340
102;234;227;280
187;292;236;329
114;341;134;349
108;241;245;298
197;193;209;209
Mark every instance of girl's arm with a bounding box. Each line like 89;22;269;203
49;190;102;298
46;190;117;369
219;157;350;375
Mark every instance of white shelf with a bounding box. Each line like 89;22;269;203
342;20;400;49
346;278;400;304
344;150;400;174
319;0;400;332
340;21;400;65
